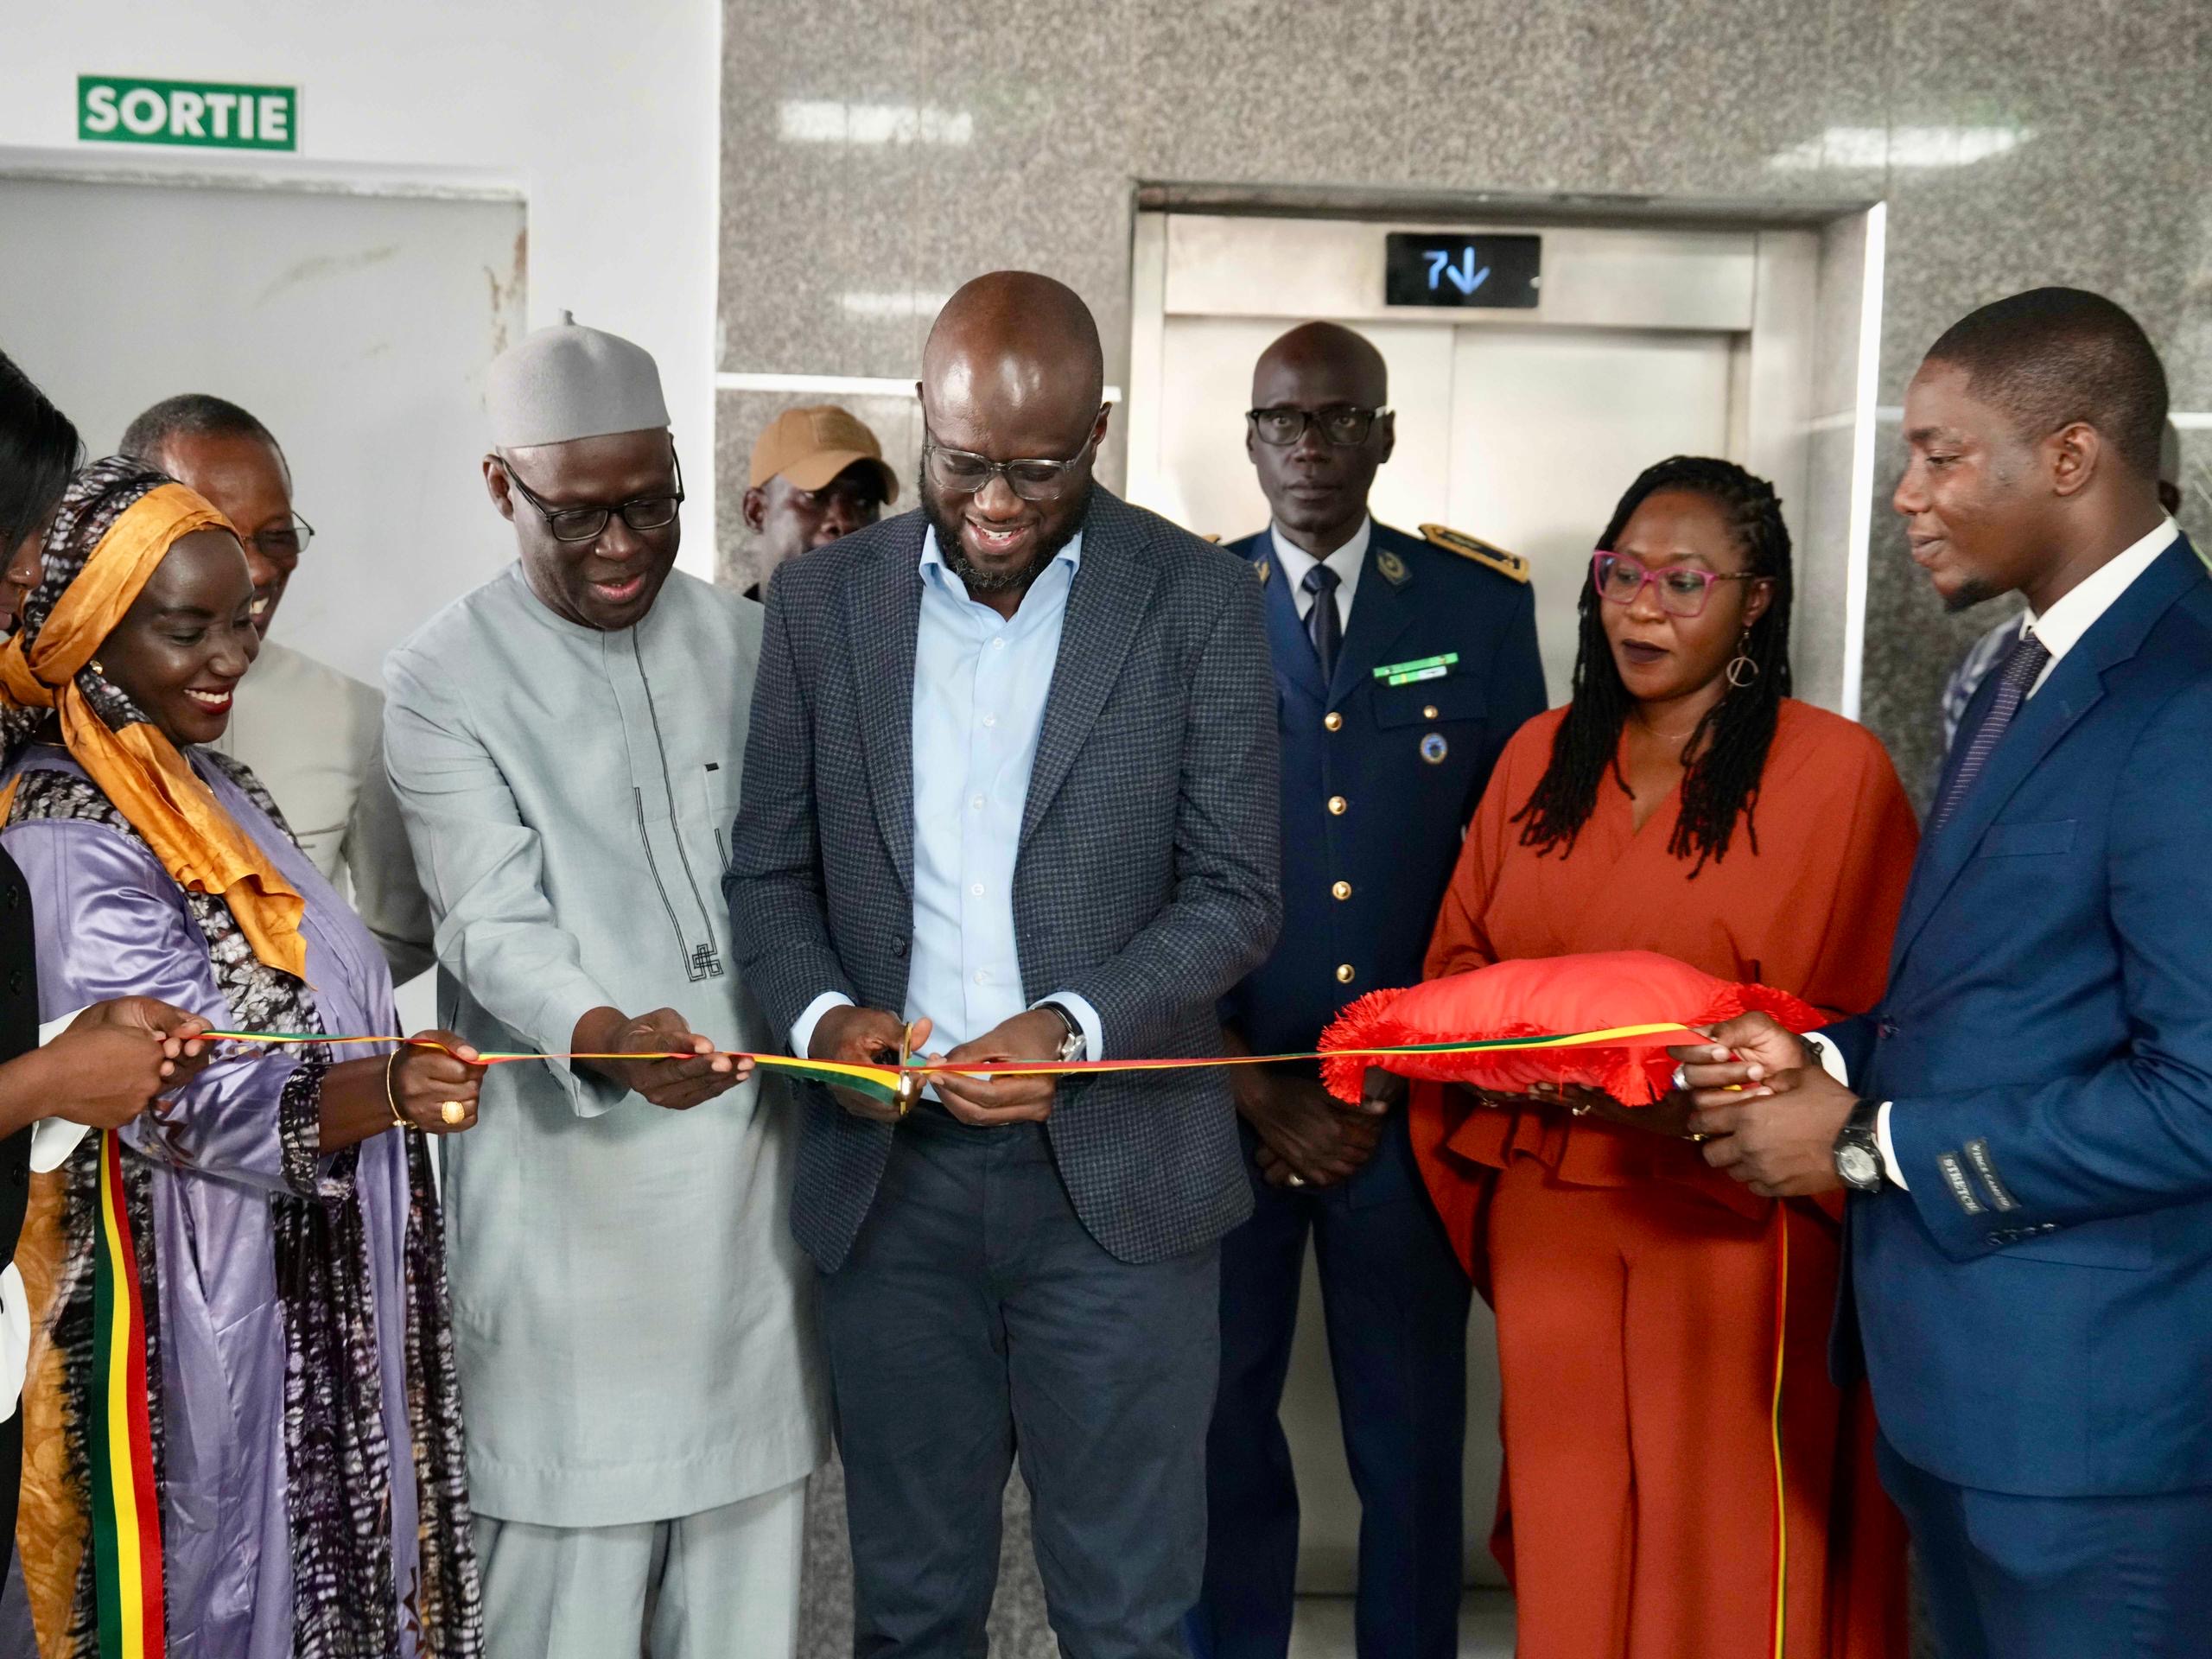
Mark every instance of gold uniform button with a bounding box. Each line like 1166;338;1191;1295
1323;711;1343;732
1332;880;1351;900
1335;963;1356;984
1423;704;1440;720
1327;795;1347;816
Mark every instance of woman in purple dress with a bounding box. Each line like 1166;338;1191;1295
2;457;486;1656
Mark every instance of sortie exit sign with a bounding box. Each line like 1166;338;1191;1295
79;76;298;152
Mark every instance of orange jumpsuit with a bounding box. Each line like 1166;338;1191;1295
1412;698;1916;1659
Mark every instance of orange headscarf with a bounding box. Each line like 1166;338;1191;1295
0;466;307;978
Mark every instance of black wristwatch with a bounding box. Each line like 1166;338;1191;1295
1035;1001;1088;1064
1833;1096;1887;1193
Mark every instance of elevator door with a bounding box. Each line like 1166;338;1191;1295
1148;307;1734;1592
1150;315;1736;704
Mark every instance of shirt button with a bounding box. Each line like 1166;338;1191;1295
1323;712;1343;733
1332;880;1351;900
970;795;986;811
991;638;1005;650
974;970;990;985
1327;796;1347;816
969;883;985;897
982;714;997;728
6;970;20;995
1335;963;1356;984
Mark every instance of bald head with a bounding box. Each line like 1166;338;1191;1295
1252;321;1388;410
1245;321;1395;556
917;273;1109;610
921;272;1105;445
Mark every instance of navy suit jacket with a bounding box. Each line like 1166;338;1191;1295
1827;535;2212;1497
1220;522;1544;1058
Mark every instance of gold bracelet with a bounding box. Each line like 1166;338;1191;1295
385;1046;409;1130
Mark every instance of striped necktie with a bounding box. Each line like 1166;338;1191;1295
1303;563;1343;683
1931;629;2050;832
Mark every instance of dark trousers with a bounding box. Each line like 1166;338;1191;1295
817;1107;1220;1659
1186;1111;1471;1659
1875;1431;2212;1658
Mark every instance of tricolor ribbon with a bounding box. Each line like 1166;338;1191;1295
91;1129;164;1659
197;1022;1700;1110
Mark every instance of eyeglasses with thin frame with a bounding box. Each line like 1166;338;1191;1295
239;515;315;563
1591;550;1764;619
921;417;1103;502
1246;405;1392;448
499;448;686;543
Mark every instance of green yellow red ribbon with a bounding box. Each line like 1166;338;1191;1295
92;1128;163;1659
197;1022;1700;1110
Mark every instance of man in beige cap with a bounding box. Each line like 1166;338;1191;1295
739;404;897;599
384;311;825;1657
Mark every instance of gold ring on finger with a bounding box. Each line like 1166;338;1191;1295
441;1100;467;1125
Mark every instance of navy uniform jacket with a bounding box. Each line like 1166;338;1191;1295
1221;521;1546;1058
1826;536;2212;1497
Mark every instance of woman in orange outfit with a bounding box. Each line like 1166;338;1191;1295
1412;456;1915;1659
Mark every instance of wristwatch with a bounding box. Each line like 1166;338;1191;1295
1833;1096;1887;1193
1036;1001;1088;1064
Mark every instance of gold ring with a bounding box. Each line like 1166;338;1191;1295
440;1100;466;1125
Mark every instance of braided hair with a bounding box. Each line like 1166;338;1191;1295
1513;455;1793;873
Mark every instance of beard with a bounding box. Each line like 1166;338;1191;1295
925;481;1091;594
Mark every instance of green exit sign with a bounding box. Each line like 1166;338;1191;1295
79;76;297;151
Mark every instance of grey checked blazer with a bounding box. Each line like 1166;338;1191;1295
726;488;1282;1270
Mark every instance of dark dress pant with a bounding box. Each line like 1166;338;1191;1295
817;1106;1219;1659
1876;1431;2212;1658
1186;1109;1471;1659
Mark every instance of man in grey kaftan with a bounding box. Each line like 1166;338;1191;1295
384;315;824;1658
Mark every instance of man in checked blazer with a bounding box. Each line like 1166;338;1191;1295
727;270;1281;1656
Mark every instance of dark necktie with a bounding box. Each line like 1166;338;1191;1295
1932;629;2050;832
1303;563;1343;682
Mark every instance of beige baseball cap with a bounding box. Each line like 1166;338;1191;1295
747;405;899;503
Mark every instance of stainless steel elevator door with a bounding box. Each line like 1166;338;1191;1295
1447;326;1735;701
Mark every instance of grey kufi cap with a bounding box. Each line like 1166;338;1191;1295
486;310;669;448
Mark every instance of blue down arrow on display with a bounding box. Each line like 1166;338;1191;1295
1424;247;1491;296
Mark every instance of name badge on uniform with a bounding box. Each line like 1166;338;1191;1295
1373;652;1459;688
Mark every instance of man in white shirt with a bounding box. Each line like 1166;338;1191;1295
1675;288;2212;1658
120;396;433;982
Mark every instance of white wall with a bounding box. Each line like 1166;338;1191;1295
0;0;724;579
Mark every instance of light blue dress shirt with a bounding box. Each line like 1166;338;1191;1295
791;525;1103;1065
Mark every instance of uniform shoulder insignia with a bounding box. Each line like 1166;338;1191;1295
1421;523;1529;584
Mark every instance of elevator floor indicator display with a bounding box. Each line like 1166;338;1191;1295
1383;232;1541;309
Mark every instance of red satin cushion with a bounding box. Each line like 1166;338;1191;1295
1318;949;1821;1107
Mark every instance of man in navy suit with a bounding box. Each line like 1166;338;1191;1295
1189;321;1546;1659
1679;288;2212;1658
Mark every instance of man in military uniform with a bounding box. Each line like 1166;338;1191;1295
1190;321;1546;1659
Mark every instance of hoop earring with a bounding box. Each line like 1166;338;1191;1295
1725;631;1758;689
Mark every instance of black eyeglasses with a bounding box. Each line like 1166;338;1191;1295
922;418;1101;502
241;515;315;562
1246;405;1391;448
499;448;685;543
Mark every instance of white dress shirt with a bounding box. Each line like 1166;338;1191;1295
0;1012;94;1423
1847;515;2182;1187
1268;518;1370;635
